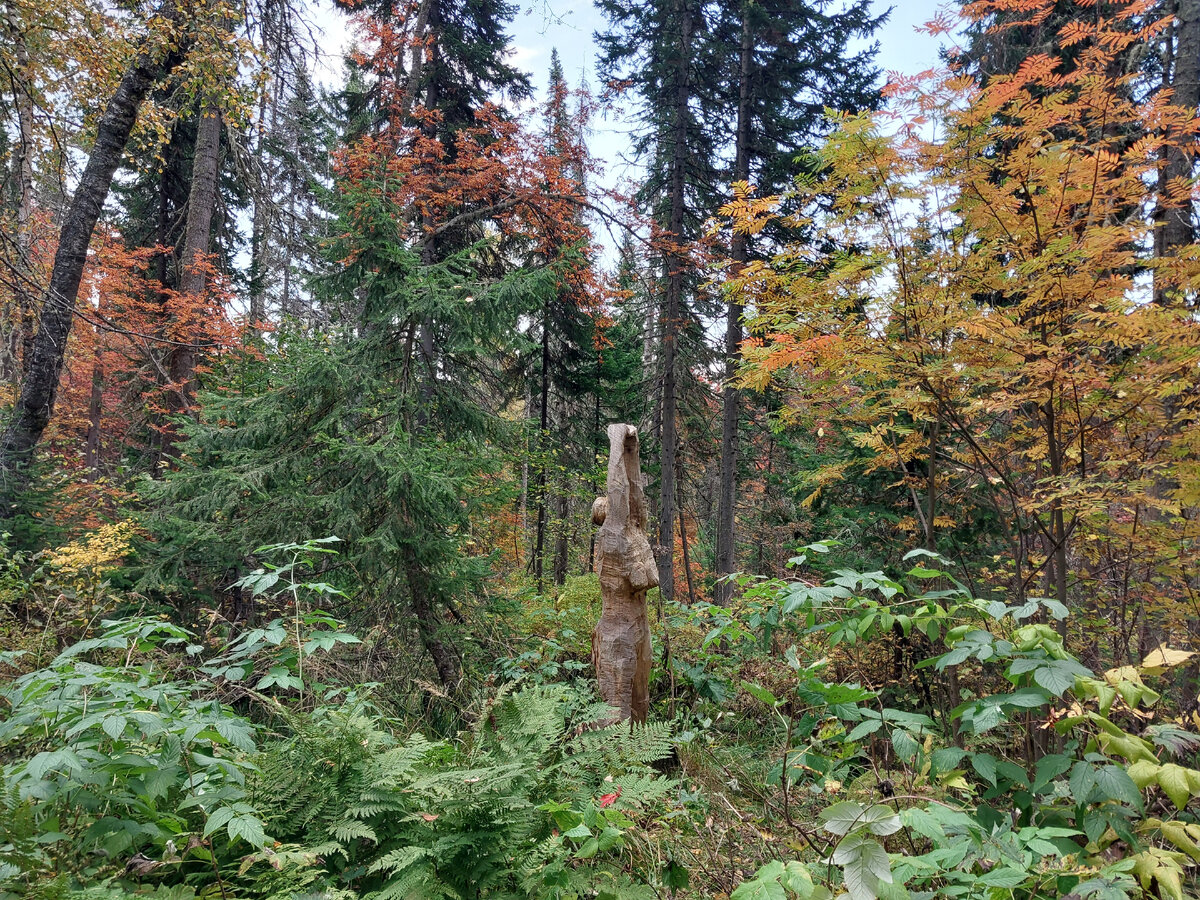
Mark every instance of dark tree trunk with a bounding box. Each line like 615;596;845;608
1;14;37;384
679;497;696;605
534;294;550;591
0;14;187;516
656;0;693;605
167;103;222;438
588;380;601;572
716;6;754;605
404;550;461;690
924;417;939;551
553;487;569;586
1044;398;1070;640
248;70;281;328
84;356;103;481
1155;0;1200;304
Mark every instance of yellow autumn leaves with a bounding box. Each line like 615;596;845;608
46;521;138;593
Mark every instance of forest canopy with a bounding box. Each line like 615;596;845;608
3;0;1200;898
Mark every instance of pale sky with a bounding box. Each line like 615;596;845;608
506;0;955;252
302;0;956;256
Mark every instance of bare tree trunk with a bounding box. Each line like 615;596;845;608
1;13;37;383
553;486;570;586
282;189;295;318
924;417;940;551
588;380;600;572
0;12;188;515
679;500;696;606
656;0;693;605
520;375;531;562
167;103;221;435
84;353;103;480
716;7;753;605
404;547;461;690
592;423;658;724
1044;398;1069;639
400;0;436;117
248;68;281;328
534;294;550;591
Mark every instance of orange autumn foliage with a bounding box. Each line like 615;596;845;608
724;0;1200;661
20;225;247;532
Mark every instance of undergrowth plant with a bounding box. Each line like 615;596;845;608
716;549;1200;900
245;683;677;899
0;540;680;900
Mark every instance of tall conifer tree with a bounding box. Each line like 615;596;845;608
597;0;720;602
713;0;882;602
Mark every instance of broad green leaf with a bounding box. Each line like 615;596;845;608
742;682;779;707
1094;765;1142;808
228;813;267;848
971;753;997;786
732;861;787;900
835;834;892;900
1133;848;1186;900
860;804;902;836
1159;820;1200;863
1157;764;1197;811
101;715;128;741
902;807;944;841
820;801;866;836
1070;762;1098;804
1128;759;1160;789
1033;754;1072;792
1031;659;1090;696
781;862;815;899
979;868;1027;887
847;719;883;741
1042;598;1068;620
204;806;234;837
891;729;918;761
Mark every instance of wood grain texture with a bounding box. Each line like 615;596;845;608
592;423;658;724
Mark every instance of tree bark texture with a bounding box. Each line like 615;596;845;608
716;6;754;604
592;423;658;724
2;13;37;383
1156;0;1200;302
403;547;462;690
656;0;694;605
0;9;187;514
168;102;221;430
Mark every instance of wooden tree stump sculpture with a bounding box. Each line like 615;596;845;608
591;423;658;724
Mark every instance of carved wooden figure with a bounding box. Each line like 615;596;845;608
591;423;658;724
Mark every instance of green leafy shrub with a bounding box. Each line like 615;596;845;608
723;550;1200;900
1;609;678;899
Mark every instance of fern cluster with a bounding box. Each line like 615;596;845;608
244;684;675;900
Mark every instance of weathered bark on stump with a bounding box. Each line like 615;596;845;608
592;423;658;724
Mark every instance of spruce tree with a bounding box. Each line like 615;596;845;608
713;0;883;602
597;0;721;603
530;50;597;590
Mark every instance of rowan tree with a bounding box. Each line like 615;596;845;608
727;0;1200;662
710;0;884;602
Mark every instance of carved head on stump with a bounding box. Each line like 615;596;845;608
591;424;658;724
